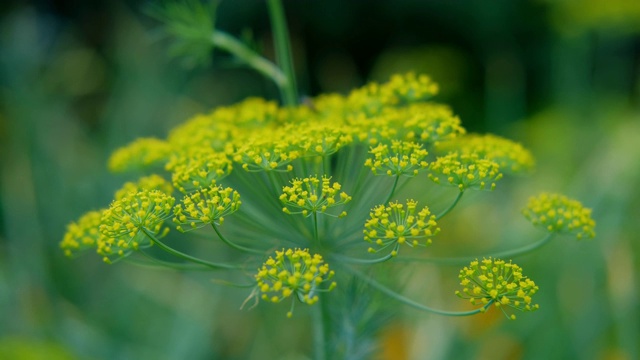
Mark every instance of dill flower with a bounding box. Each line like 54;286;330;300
114;174;173;200
98;190;175;262
365;141;429;176
400;103;466;145
455;258;539;320
107;138;172;173
173;185;241;231
280;175;351;217
437;134;535;174
60;210;105;257
428;152;503;191
363;200;439;256
170;150;233;193
255;248;336;317
233;131;299;172
522;193;596;239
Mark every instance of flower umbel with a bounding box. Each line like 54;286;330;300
456;258;539;320
98;190;175;262
522;193;596;239
364;200;439;256
428;152;503;191
365;141;429;177
114;174;174;201
173;185;241;231
280;175;351;217
255;248;336;317
60;210;105;257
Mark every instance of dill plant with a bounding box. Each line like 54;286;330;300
60;1;596;358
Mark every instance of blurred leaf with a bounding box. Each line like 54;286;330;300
147;0;218;68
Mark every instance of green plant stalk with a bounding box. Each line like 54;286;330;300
212;223;264;254
312;297;327;360
436;190;464;220
210;31;288;88
396;233;556;265
344;265;493;316
142;229;239;270
267;0;298;106
382;175;401;205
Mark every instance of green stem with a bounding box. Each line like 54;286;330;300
396;233;555;265
344;265;492;316
211;31;287;88
312;297;327;360
143;230;239;270
331;252;393;265
312;211;319;245
436;190;464;220
267;0;298;106
126;253;212;271
212;223;265;254
382;175;400;205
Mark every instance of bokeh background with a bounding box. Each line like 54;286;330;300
1;0;639;359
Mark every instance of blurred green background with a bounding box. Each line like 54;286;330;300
1;0;639;359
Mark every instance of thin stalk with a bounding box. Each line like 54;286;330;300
344;265;493;316
126;253;212;271
312;211;319;245
436;190;464;220
267;0;298;106
382;175;400;205
143;230;239;270
331;252;393;265
211;31;287;89
312;297;327;360
212;223;265;254
395;233;555;265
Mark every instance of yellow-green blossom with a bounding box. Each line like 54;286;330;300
173;185;241;231
455;258;539;319
437;134;535;174
280;175;351;217
114;174;173;200
522;193;596;239
60;210;105;257
365;141;428;176
400;103;466;145
170;150;233;193
363;200;439;255
107;138;171;173
98;190;175;262
428;152;503;191
255;248;336;317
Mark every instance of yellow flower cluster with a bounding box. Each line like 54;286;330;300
437;134;535;174
522;193;596;239
365;141;429;177
98;190;175;262
173;185;241;231
114;174;173;200
170;149;233;193
363;200;439;255
255;248;336;317
455;258;539;319
280;175;351;217
107;138;171;173
428;152;503;191
60;210;105;257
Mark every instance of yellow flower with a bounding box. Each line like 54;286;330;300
523;193;596;239
98;190;174;262
428;152;503;191
107;138;171;173
173;185;241;231
364;200;439;256
280;175;351;217
455;258;539;319
60;210;105;257
255;248;336;317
